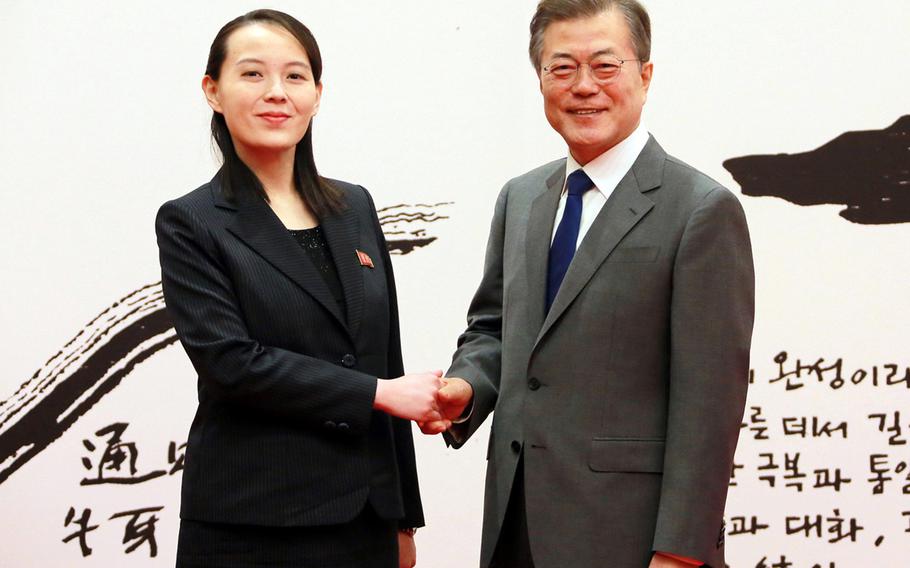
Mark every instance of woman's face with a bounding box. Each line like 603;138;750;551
203;23;322;160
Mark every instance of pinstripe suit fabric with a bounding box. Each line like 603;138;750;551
156;175;422;563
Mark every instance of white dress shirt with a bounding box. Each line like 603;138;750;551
550;123;650;249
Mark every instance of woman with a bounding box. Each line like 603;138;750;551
156;9;447;568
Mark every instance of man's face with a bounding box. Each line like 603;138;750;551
539;10;653;165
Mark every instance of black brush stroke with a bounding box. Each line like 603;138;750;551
0;308;177;484
388;237;438;256
724;115;910;225
380;214;450;224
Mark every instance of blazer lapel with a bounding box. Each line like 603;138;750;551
524;165;565;337
535;137;664;346
219;186;349;334
321;205;364;339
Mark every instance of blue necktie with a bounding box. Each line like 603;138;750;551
546;169;593;312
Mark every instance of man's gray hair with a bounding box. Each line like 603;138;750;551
529;0;651;72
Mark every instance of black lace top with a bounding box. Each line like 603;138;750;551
289;226;346;312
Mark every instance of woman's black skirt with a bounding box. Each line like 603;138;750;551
176;505;398;568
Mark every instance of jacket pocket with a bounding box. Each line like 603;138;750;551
588;437;665;473
606;246;660;263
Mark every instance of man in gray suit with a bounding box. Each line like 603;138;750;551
421;1;754;567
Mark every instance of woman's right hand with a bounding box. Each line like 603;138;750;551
374;370;446;424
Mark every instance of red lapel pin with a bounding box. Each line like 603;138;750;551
356;249;374;268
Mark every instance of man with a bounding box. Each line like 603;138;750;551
422;1;755;567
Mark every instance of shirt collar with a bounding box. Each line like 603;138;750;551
564;122;649;197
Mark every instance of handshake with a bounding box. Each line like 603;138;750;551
373;371;474;435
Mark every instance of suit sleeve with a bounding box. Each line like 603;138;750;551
361;186;425;529
155;199;378;435
444;183;510;448
651;187;755;566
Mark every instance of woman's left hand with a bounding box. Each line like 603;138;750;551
398;530;416;568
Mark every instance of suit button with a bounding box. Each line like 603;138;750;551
528;377;541;391
341;354;357;368
324;420;337;430
337;422;350;432
510;440;521;453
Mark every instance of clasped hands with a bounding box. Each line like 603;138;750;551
373;371;473;434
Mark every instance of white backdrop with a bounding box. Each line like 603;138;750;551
1;1;908;566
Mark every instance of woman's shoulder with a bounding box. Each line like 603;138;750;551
160;174;229;214
325;177;367;197
323;177;376;211
165;177;220;207
155;177;225;233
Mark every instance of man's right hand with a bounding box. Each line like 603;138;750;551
418;377;473;435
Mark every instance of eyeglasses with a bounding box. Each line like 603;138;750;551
543;55;641;85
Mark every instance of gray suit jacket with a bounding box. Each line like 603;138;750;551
447;136;754;568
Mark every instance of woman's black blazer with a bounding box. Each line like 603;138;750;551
155;175;423;529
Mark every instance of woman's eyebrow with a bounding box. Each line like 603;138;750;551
234;57;311;70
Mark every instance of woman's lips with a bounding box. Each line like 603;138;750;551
258;113;291;125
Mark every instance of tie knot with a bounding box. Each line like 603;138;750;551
566;169;594;197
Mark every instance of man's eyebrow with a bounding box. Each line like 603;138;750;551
547;48;619;61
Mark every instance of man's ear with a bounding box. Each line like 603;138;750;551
202;76;222;114
640;61;654;101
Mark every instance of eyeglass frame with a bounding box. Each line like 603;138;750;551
542;55;643;85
